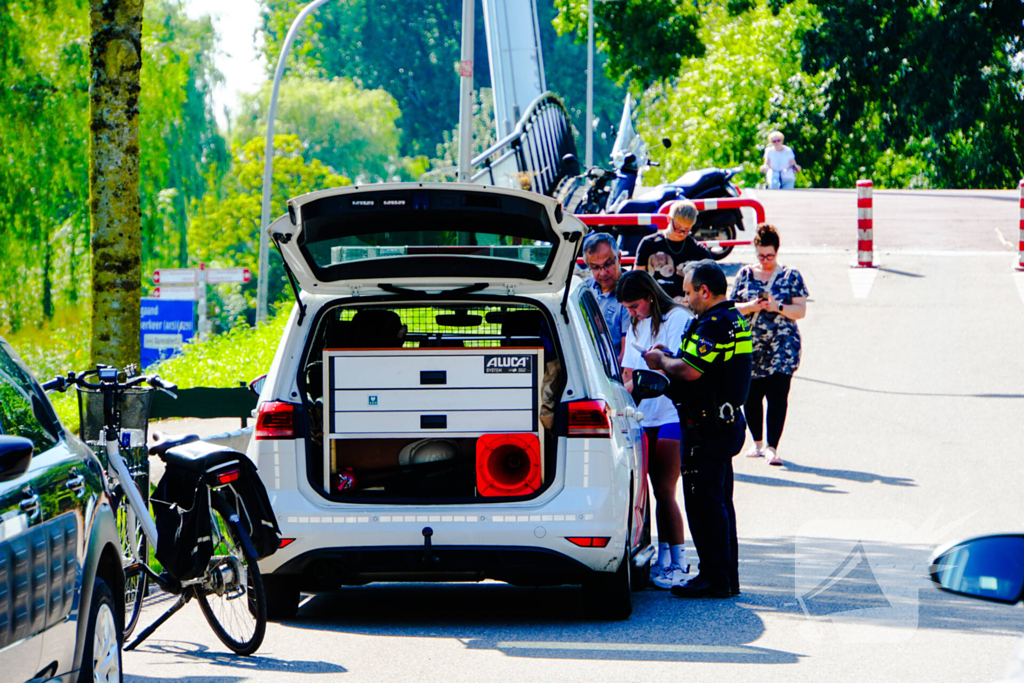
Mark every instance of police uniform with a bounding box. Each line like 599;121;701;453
667;300;752;596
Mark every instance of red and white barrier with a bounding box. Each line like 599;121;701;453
1018;179;1024;270
856;180;874;267
656;197;766;225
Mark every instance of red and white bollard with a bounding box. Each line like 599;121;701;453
1017;179;1024;270
856;179;875;267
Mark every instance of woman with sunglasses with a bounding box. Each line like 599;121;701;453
616;269;693;588
731;223;808;466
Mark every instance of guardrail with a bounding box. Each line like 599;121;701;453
468;92;577;197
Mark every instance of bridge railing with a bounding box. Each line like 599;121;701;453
469;92;576;197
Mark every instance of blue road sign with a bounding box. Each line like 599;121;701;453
140;297;196;368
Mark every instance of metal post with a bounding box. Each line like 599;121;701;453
1017;179;1024;270
197;263;208;341
585;0;594;169
256;0;333;325
457;0;476;182
856;179;875;268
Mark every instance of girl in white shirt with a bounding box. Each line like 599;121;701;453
617;269;694;589
759;131;802;189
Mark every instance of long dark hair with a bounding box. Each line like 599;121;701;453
615;269;679;337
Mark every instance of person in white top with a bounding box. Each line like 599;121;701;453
759;131;802;189
616;269;694;589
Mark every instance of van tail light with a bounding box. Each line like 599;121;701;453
476;433;542;497
566;537;611;548
567;400;611;438
255;401;297;440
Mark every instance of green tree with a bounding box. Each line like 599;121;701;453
258;0;490;157
801;0;1024;187
188;135;350;327
552;0;704;90
88;0;144;367
234;77;406;182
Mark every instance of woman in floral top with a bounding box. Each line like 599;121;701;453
731;223;808;466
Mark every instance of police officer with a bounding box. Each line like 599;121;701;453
643;260;752;598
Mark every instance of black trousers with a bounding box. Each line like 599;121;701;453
744;372;793;449
681;423;744;591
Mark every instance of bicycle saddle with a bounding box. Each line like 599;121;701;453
149;431;201;456
153;438;244;476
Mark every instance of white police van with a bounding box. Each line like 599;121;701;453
250;183;653;619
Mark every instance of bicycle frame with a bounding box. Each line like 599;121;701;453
103;438;159;550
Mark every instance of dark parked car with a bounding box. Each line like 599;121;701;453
0;337;124;682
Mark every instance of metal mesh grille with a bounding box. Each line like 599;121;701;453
334;304;539;348
76;387;154;444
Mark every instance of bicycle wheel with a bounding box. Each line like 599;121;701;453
114;485;148;638
195;495;267;655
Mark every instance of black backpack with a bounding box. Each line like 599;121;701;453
218;455;282;560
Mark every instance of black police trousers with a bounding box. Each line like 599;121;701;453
681;423;745;591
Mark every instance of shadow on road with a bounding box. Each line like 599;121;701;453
123;640;347;678
736;472;848;494
776;460;916;487
279;581;800;664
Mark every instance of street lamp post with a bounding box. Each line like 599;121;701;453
585;0;594;168
255;0;333;326
457;0;475;182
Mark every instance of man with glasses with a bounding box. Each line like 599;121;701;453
636;200;714;301
581;232;630;363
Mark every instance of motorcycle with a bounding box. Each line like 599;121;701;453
555;146;745;261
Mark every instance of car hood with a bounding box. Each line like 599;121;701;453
269;183;586;297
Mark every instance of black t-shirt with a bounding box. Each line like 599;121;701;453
636;233;714;298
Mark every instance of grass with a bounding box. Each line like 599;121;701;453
2;304;291;433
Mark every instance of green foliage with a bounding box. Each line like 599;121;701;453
0;0;226;333
234;77;409;183
153;308;290;389
801;0;1024;188
187;134;350;328
552;0;704;90
258;0;490;157
638;0;830;187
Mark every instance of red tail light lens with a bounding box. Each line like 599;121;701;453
216;469;240;485
566;537;611;548
476;433;542;497
255;401;297;440
279;538;296;549
567;400;611;438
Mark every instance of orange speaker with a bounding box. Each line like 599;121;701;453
476;433;542;497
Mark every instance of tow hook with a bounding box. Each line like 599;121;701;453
422;527;440;565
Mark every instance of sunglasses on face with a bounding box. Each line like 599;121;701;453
757;253;776;261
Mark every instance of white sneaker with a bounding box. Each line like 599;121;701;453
650;561;666;584
652;563;690;590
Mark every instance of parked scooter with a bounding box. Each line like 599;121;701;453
555;143;745;261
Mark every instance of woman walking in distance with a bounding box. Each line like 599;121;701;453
616;269;693;588
731;224;808;466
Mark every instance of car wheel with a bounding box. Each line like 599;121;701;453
264;574;301;620
583;543;633;620
78;577;122;683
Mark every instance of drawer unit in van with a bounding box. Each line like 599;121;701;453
323;348;544;488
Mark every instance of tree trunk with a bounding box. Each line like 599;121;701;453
88;0;144;367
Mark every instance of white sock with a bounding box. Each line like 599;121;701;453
658;543;671;568
670;544;687;569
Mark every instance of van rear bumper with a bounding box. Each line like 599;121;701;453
270;545;602;589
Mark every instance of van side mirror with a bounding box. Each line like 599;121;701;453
632;369;669;402
0;436;34;482
248;374;267;398
930;534;1024;604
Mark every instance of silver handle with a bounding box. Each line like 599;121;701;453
66;473;86;497
19;492;40;520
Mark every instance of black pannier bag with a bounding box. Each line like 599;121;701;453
221;455;282;560
152;467;214;582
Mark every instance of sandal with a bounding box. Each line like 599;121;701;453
766;447;783;466
745;445;765;458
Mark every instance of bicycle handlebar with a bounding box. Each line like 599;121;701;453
42;366;178;398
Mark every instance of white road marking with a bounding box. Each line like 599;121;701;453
849;267;878;299
1013;271;1024;303
495;641;759;655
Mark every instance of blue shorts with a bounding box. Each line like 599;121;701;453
650;422;681;441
